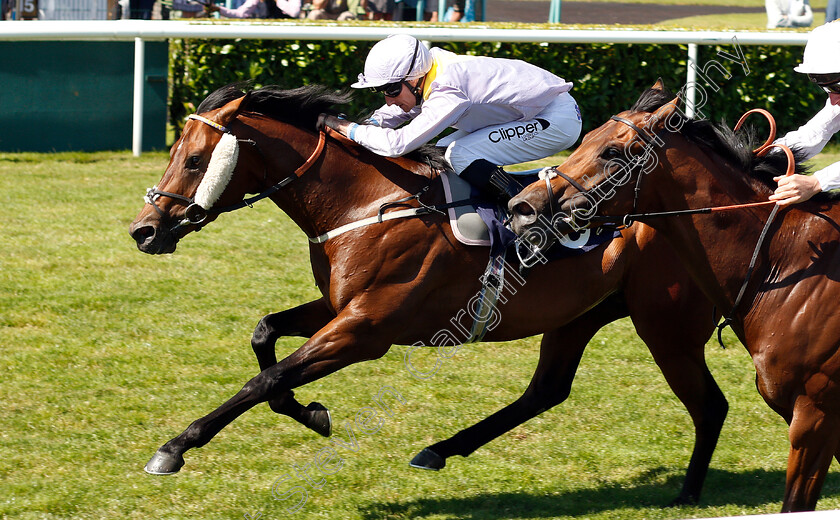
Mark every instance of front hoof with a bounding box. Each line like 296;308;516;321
409;448;445;471
305;402;332;437
144;449;185;475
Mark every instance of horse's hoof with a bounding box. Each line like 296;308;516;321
144;449;185;475
409;448;445;471
305;402;332;437
667;494;699;507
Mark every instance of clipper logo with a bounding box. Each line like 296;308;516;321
489;118;550;143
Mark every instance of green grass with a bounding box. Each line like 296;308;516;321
2;146;840;520
6;2;838;518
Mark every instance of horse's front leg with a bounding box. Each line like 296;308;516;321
145;310;391;475
781;394;840;512
411;294;628;470
251;298;335;437
623;255;727;507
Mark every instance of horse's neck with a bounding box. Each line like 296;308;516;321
263;126;436;240
653;142;840;356
649;145;780;315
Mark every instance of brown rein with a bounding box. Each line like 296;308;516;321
165;120;466;244
295;128;327;178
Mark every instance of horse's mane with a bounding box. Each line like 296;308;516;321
197;82;448;171
630;85;820;195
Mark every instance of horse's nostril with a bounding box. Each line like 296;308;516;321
131;225;155;245
513;201;536;217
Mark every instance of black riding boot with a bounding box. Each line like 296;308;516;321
459;159;523;206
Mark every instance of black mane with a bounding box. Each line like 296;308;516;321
197;83;448;170
630;85;812;191
197;82;351;127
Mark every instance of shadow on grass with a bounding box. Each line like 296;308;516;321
359;468;840;519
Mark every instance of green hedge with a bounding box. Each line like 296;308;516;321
169;36;822;143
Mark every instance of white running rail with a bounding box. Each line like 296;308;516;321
0;21;810;155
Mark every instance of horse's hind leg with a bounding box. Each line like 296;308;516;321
782;395;840;512
410;293;629;470
251;298;335;437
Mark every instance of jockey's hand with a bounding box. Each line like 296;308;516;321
770;173;821;206
316;113;352;137
315;113;331;132
203;2;220;13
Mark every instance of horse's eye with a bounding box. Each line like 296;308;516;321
601;147;623;160
186;155;201;170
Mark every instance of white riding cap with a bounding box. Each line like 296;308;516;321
351;34;433;89
794;22;840;75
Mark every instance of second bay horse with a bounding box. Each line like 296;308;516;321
510;81;840;512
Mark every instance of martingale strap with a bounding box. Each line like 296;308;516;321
715;204;781;348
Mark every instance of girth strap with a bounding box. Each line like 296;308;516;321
308;194;483;244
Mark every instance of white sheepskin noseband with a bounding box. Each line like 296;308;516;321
194;131;239;210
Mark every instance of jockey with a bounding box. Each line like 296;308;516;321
771;22;840;205
318;34;582;205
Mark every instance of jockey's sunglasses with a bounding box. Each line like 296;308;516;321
370;39;420;98
371;81;405;97
809;73;840;94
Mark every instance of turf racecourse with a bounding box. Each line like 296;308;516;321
2;149;840;519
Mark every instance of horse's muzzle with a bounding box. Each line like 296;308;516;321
510;190;585;248
129;219;178;254
509;192;543;237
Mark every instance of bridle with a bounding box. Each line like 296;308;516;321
144;112;477;246
143;113;326;234
515;114;661;268
540;114;660;229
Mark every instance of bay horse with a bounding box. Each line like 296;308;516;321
509;81;840;512
128;83;727;506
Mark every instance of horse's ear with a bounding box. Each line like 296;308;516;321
649;96;682;130
651;78;666;91
216;93;250;128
